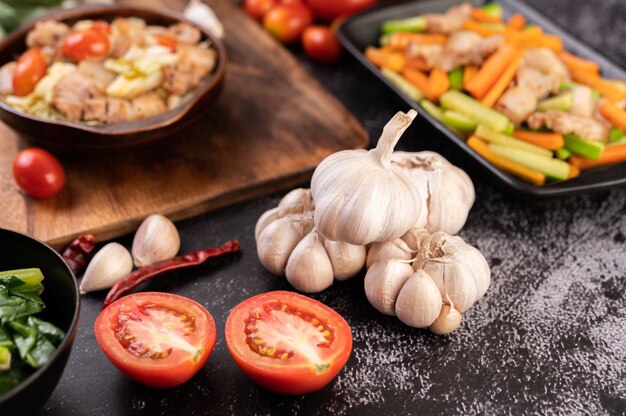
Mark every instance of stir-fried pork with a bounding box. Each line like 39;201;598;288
516;67;558;100
527;110;609;141
570;86;595;118
77;61;116;91
131;92;167;120
0;63;16;95
168;23;201;45
423;3;472;34
163;44;216;95
52;74;103;121
26;20;70;50
495;86;538;125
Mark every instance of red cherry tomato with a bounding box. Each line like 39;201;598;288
302;26;343;63
12;48;47;96
263;4;314;44
95;292;217;389
225;291;352;395
306;0;378;21
62;28;110;61
91;20;111;34
12;148;65;199
244;0;278;21
154;34;178;52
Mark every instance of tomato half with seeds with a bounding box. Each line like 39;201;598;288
94;292;216;389
225;291;352;395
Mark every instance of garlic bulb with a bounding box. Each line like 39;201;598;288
428;303;462;335
255;188;366;291
80;242;133;294
392;151;475;235
132;214;180;268
364;258;414;315
366;238;414;269
184;0;224;39
311;110;421;245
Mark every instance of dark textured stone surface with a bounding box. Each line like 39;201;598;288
40;1;625;415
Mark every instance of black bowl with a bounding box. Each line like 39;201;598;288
0;228;80;416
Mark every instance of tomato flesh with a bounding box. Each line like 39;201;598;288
62;29;110;61
12;148;65;199
95;292;216;389
12;48;47;96
226;291;352;394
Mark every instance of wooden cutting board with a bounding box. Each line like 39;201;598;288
0;0;368;250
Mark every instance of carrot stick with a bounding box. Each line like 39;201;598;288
365;47;389;67
466;45;519;99
463;65;478;89
389;33;447;49
385;52;406;72
536;34;563;52
471;8;502;24
569;142;626;169
506;13;525;30
426;68;450;102
405;56;432;71
462;20;505;37
559;51;600;74
506;26;542;47
599;101;626;131
402;68;430;93
571;68;626;102
568;163;580;179
467;136;546;185
480;50;524;107
513;131;565;150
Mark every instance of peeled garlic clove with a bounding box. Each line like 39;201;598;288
311;110;421;245
286;231;334;293
132;214;180;268
80;242;133;294
278;188;314;210
395;270;442;328
323;239;366;281
257;213;314;275
364;259;414;315
366;238;414;269
428;303;462;335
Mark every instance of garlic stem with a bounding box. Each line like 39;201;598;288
373;109;418;166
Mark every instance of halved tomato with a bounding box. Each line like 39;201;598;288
225;291;352;395
94;292;216;389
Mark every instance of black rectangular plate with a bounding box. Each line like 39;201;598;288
336;0;626;198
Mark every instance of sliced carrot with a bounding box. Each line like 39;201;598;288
385;52;406;72
466;45;520;99
571;68;626;102
506;13;526;30
389;33;447;49
569;142;626;169
365;47;388;67
559;51;600;74
467;136;546;185
463;65;479;89
568;163;580;179
471;8;502;24
462;20;505;37
405;56;432;71
402;68;430;93
480;50;524;107
426;68;450;102
600;101;626;131
536;34;563;52
512;131;565;150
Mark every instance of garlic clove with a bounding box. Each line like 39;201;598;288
286;231;334;293
364;259;414;315
278;188;314;210
132;214;180;268
400;228;430;252
323;239;366;281
395;269;442;328
428;303;462;335
257;213;314;275
255;204;310;242
80;242;133;294
366;238;414;269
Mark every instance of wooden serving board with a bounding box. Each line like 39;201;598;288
0;0;368;250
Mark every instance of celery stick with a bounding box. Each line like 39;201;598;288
449;68;463;90
556;147;572;160
538;93;573;112
558;81;577;91
420;99;444;121
382;68;424;102
440;90;510;132
476;125;553;157
443;110;477;131
379;33;391;46
564;134;605;160
490;144;570;180
482;2;503;18
0;268;44;288
0;346;10;371
610;127;625;143
381;16;426;34
502;122;514;136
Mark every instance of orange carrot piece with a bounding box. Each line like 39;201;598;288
365;47;405;72
569;142;626;170
462;20;505;37
536;34;563;52
571;68;626;102
463;65;479;89
365;47;388;67
480;51;524;107
466;45;519;99
405;56;432;71
402;68;430;93
506;13;526;30
568;164;580;179
467;136;546;185
560;51;600;74
389;33;447;49
513;131;565;150
471;8;502;24
385;52;406;72
600;101;626;131
426;68;450;102
506;26;542;47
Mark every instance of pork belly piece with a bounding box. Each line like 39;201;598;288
436;31;504;71
516;67;558;100
521;48;569;83
168;22;201;45
131;92;167;120
495;86;538;126
423;3;472;34
77;61;117;91
83;97;107;122
570;85;595;118
527;110;609;141
52;74;103;122
0;62;16;95
106;97;134;124
26;20;70;50
163;44;216;95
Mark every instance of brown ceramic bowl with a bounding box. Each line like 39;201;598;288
0;5;226;150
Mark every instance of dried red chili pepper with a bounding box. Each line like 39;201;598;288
62;234;96;275
102;240;240;309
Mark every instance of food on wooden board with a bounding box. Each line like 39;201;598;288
12;147;65;199
132;214;181;268
225;291;352;394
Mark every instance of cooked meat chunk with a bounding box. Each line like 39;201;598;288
424;3;472;34
516;67;558;100
106;98;134;124
163;44;216;95
436;32;504;71
83;97;107;121
26;20;70;49
527;110;609;141
0;62;16;95
405;44;444;69
146;26;169;37
495;86;538;125
52;74;103;122
168;22;201;45
77;61;116;91
109;35;132;59
570;86;595;118
521;48;570;84
131;92;167;120
112;18;147;46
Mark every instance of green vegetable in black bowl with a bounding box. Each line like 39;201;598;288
0;0;66;35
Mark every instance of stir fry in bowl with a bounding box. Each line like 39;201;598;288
0;18;218;125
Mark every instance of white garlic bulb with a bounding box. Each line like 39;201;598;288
395;270;442;328
132;214;180;268
311;110;422;245
428;303;462;335
392;151;475;235
364;258;414;315
366;238;414;269
80;242;133;294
